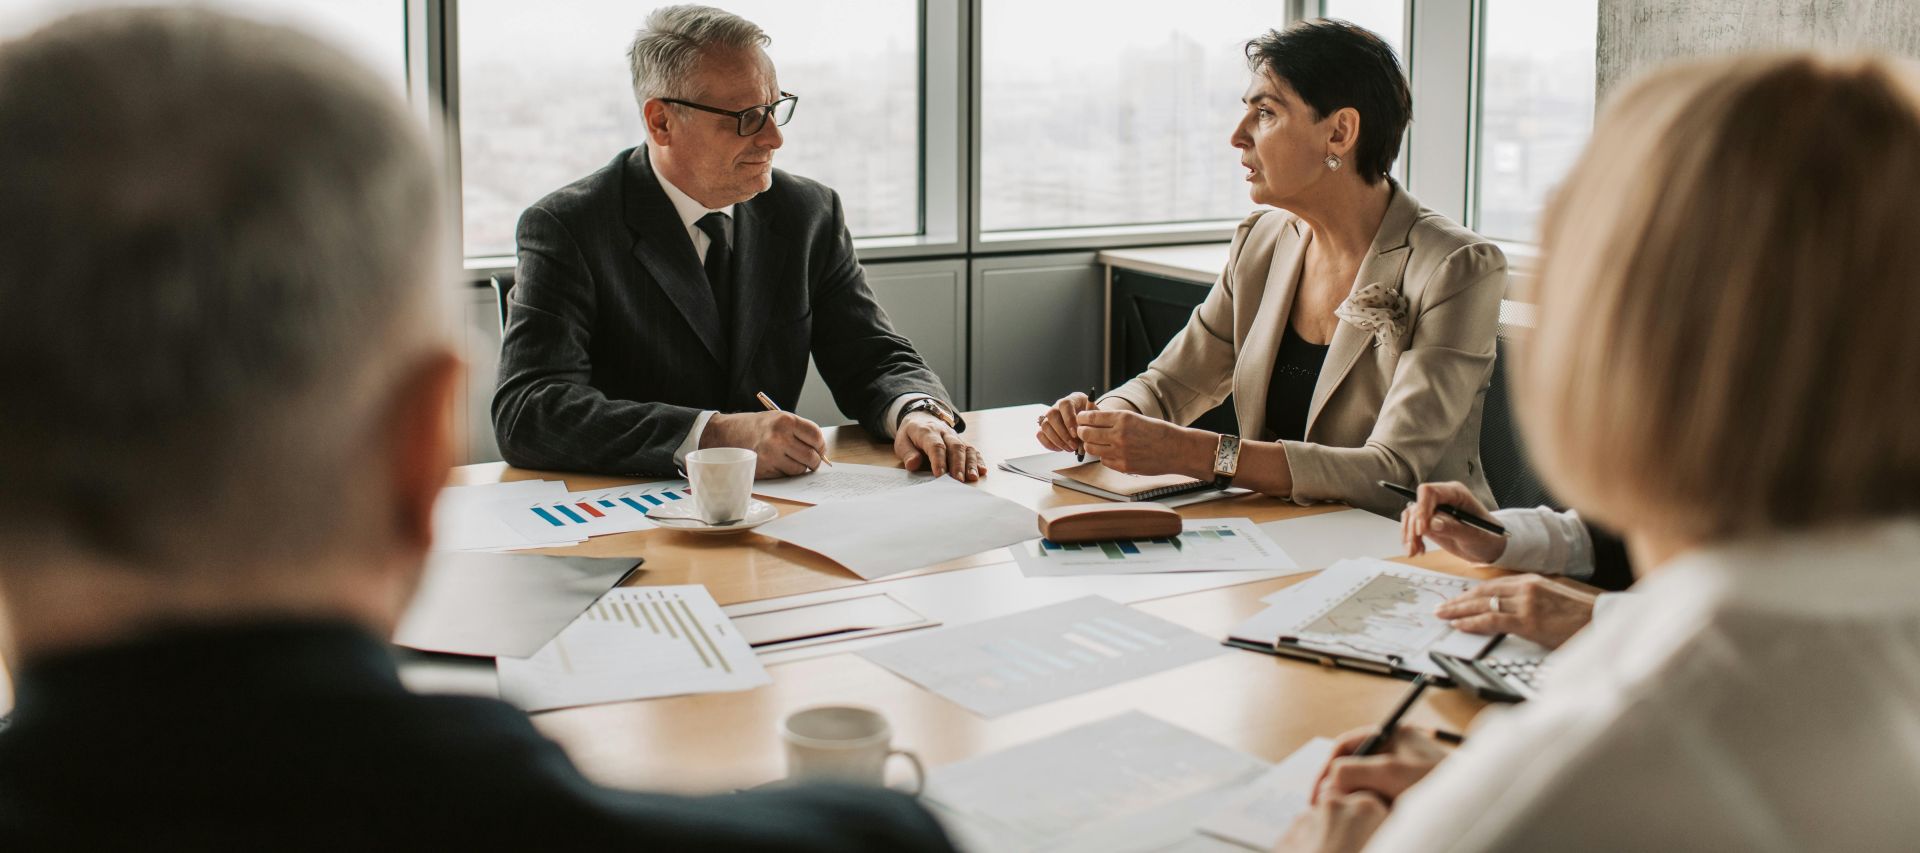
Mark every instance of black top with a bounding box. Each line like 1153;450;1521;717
1265;323;1331;442
0;621;954;852
492;145;960;477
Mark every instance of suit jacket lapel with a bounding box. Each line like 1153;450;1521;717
624;146;727;367
726;200;791;393
1234;218;1307;441
1303;185;1420;438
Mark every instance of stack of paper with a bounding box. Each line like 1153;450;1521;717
858;595;1223;718
756;476;1037;579
432;479;581;551
1011;518;1301;577
490;480;694;541
750;462;935;505
496;584;769;711
392;553;641;658
924;711;1267;853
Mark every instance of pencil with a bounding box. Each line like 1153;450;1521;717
755;391;832;467
1352;673;1432;757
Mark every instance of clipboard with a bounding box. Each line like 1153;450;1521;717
1222;635;1434;681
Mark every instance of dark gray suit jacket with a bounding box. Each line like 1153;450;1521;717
493;146;958;476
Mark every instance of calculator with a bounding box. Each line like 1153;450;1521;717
1430;651;1548;703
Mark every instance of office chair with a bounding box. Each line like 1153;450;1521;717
489;271;514;335
1478;301;1556;511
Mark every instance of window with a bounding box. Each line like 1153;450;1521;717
457;1;919;259
1473;0;1598;242
0;1;405;90
978;1;1287;234
1320;0;1405;61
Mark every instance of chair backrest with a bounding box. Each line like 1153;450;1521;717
1479;300;1558;511
489;271;514;335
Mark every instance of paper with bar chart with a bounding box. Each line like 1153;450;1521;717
1011;518;1299;577
1231;558;1496;676
496;585;769;712
858;595;1224;718
490;480;693;542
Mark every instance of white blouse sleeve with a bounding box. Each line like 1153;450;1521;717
1488;507;1595;581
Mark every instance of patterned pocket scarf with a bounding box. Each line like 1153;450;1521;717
1333;281;1410;349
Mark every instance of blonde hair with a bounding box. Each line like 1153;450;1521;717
1521;53;1920;542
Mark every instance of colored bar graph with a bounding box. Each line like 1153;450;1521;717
531;507;565;527
576;502;605;518
555;505;586;523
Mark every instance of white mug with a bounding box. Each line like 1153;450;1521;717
684;447;755;524
781;705;924;795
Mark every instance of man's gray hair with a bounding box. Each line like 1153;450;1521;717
0;8;443;570
627;4;770;108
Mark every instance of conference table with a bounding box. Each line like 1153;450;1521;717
450;404;1503;795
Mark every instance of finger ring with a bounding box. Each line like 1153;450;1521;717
1035;415;1047;425
1489;597;1502;614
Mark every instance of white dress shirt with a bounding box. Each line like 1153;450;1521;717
1364;517;1920;852
647;155;927;465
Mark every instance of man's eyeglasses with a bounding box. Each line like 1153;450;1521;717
660;92;798;137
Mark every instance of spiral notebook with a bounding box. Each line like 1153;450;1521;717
1050;461;1215;502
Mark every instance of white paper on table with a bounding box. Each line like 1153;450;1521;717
1197;737;1336;850
750;462;935;505
1256;508;1405;570
924;711;1268;853
997;450;1083;482
394;553;641;658
490;480;692;542
1238;558;1495;676
858;595;1223;718
495;585;769;712
755;476;1037;580
1012;518;1300;577
432;479;576;551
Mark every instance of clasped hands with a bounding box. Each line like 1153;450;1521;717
1034;392;1211;477
705;409;984;481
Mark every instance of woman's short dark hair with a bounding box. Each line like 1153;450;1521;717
1246;19;1411;184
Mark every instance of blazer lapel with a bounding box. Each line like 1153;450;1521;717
725;199;791;394
1234;219;1308;441
624;146;727;367
1303;185;1420;438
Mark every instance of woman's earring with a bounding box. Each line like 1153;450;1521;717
1324;154;1343;171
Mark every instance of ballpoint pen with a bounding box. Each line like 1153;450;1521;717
1378;481;1507;537
1352;673;1432;757
755;391;833;467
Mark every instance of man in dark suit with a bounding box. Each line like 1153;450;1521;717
493;5;981;481
0;10;954;851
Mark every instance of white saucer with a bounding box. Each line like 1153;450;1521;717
648;499;779;534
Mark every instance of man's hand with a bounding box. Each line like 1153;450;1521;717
702;411;827;478
1435;574;1598;649
1074;409;1213;478
1399;481;1505;563
1310;726;1454;805
896;411;985;481
1274;792;1389;853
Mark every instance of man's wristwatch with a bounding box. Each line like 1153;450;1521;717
1211;434;1242;490
897;397;957;430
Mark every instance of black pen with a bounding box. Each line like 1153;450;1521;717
1352;673;1432;757
1378;481;1507;537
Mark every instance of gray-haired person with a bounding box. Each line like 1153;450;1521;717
493;4;981;483
0;8;953;850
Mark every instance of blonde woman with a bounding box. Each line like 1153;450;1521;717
1036;20;1505;517
1278;52;1920;852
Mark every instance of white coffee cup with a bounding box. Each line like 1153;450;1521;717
684;447;755;524
782;705;924;795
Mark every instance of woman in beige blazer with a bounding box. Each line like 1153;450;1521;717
1038;20;1505;517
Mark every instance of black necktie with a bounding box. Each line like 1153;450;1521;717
695;212;733;327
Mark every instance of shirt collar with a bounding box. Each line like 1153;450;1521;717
647;147;735;231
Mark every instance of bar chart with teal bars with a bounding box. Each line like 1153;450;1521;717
496;585;769;712
493;481;693;542
1012;518;1299;577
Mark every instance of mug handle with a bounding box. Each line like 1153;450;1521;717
887;748;925;796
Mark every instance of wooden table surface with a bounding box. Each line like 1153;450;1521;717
454;404;1501;794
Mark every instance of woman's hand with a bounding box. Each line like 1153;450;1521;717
1035;392;1095;453
1399;481;1505;563
1310;726;1454;806
1273;791;1389;853
1074;410;1212;477
1434;574;1598;649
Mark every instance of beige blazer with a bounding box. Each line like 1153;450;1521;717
1104;186;1505;516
